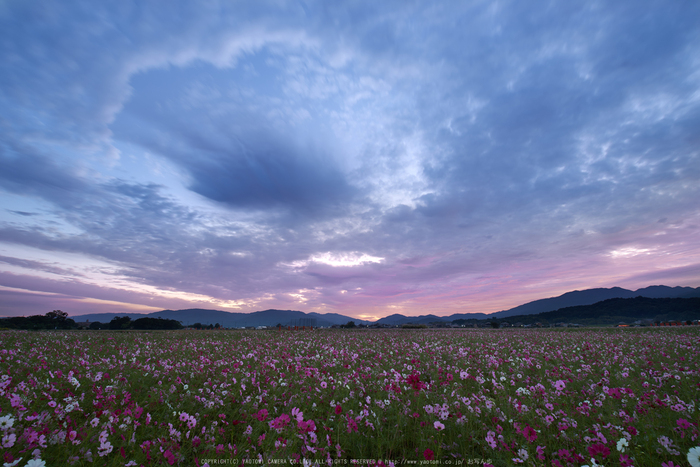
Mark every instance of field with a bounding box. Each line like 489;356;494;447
1;328;699;467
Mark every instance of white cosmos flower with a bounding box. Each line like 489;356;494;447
0;415;14;430
617;437;628;452
688;446;700;467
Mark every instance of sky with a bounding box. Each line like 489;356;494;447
1;1;699;321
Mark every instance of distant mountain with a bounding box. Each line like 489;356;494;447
307;312;369;326
375;314;442;325
492;285;700;318
447;312;489;321
70;308;370;328
69;312;153;323
376;312;487;325
68;285;699;328
500;296;700;326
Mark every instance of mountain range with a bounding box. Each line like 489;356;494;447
69;285;700;327
496;296;700;326
70;308;374;328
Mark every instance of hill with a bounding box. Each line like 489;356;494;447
66;285;699;328
495;296;700;326
492;285;700;318
70;308;370;328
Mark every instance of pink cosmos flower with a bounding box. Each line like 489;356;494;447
536;445;546;461
187;416;197;429
1;433;16;448
270;414;291;432
98;441;113;457
677;419;692;429
335;404;343;415
256;409;268;422
588;443;610;459
554;380;566;391
298;419;316;433
434;421;445;431
346;416;358;433
163;450;176;466
522;425;537;442
423;449;434;460
292;407;304;422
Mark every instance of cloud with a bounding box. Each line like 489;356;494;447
0;146;89;204
0;0;698;318
115;95;357;215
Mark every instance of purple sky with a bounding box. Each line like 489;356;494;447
1;1;699;321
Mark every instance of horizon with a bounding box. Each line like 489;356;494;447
2;2;700;320
4;283;698;321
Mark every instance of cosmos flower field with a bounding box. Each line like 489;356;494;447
1;328;699;467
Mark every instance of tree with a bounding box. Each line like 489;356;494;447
132;317;183;330
344;321;356;329
46;310;69;321
192;323;203;330
89;321;103;330
215;323;220;329
109;316;132;330
0;311;76;330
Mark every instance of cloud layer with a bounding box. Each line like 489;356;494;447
1;0;699;317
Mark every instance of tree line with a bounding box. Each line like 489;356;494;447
0;311;183;330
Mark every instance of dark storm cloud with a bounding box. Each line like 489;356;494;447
0;0;698;317
185;133;357;215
